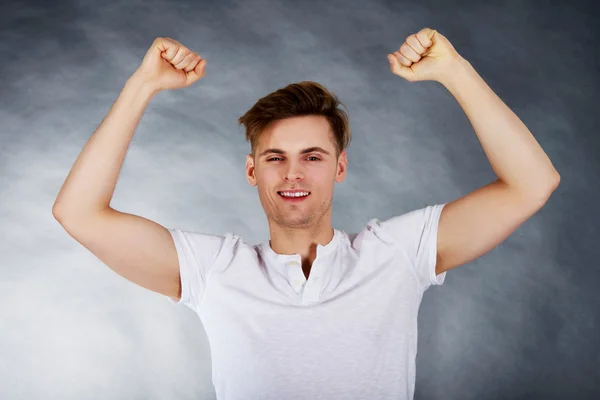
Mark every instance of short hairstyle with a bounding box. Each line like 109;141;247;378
238;81;352;159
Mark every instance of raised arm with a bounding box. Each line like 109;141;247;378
387;28;559;275
52;38;207;299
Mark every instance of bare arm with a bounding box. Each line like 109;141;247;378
52;72;155;218
58;208;183;298
52;37;207;299
387;28;559;276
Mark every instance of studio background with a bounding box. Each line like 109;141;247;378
1;0;598;399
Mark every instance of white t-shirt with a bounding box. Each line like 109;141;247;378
168;203;447;400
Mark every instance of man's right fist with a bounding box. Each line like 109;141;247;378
136;37;207;92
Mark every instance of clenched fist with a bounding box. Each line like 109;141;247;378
387;28;462;83
136;37;207;92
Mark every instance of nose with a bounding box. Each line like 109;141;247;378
284;160;304;182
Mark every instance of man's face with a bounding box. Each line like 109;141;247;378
245;115;347;229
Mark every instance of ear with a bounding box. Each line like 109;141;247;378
335;150;348;183
246;154;257;186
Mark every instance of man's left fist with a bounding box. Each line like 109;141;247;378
388;28;462;83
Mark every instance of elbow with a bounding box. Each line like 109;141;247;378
545;171;561;195
535;172;560;204
52;203;62;218
551;171;561;189
52;203;67;223
52;202;74;222
507;171;560;207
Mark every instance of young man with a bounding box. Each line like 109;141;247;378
53;28;560;400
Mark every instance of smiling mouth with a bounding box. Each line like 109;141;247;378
277;191;311;199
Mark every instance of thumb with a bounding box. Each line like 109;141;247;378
186;58;207;85
387;54;416;82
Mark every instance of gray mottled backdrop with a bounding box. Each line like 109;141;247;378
1;0;598;399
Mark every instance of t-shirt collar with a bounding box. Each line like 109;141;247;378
260;228;341;263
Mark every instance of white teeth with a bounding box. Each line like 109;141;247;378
279;191;310;197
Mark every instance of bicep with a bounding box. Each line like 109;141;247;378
436;179;549;274
56;208;182;299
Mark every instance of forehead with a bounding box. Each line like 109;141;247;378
257;115;335;152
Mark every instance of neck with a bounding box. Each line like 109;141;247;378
268;221;334;278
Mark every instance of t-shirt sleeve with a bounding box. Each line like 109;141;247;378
166;229;230;313
374;203;447;290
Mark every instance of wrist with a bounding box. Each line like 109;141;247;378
127;70;161;99
438;56;472;88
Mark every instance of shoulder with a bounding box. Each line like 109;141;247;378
366;204;446;243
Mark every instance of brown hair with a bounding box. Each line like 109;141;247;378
238;81;352;159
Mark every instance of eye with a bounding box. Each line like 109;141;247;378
267;156;320;162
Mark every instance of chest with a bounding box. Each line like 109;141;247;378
199;262;421;387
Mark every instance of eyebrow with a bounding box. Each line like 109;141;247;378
259;147;331;157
